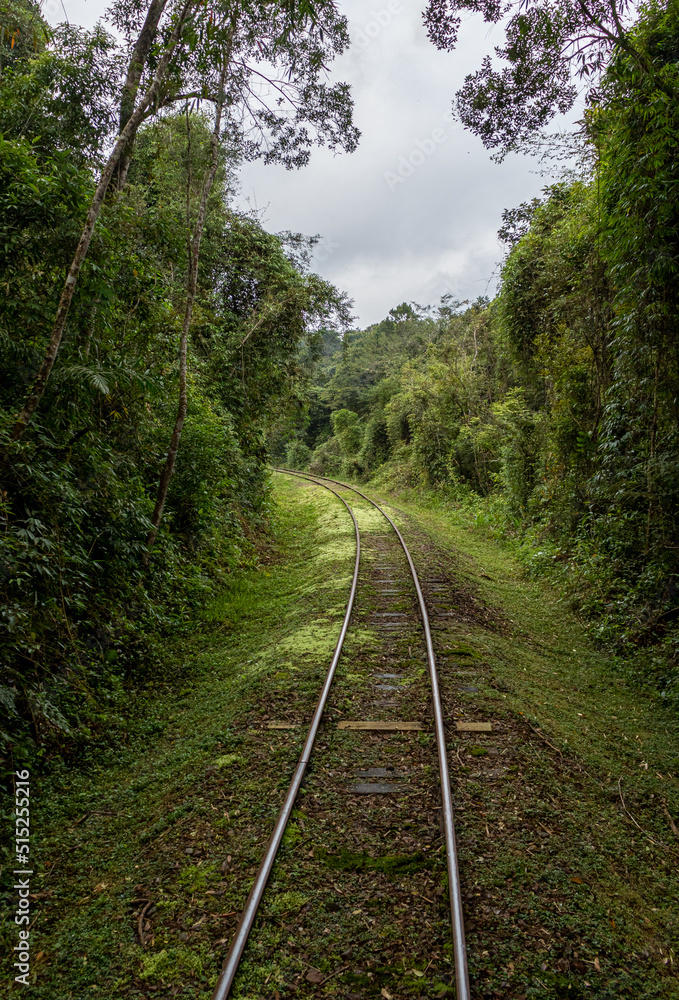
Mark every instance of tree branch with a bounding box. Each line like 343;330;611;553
116;0;168;189
7;0;196;446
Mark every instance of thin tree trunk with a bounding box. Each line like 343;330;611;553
145;56;230;559
8;0;194;445
115;0;168;190
645;351;659;556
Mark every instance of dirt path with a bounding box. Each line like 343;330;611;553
4;476;677;1000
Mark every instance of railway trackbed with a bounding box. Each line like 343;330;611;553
16;471;679;1000
207;470;678;1000
212;470;493;999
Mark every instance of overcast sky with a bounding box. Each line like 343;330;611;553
45;0;560;327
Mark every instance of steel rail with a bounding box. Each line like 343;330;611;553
276;468;471;1000
210;476;361;1000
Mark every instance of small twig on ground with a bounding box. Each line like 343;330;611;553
412;890;436;904
69;809;114;830
138;900;153;949
319;964;350;986
525;721;564;759
662;799;679;839
618;778;661;847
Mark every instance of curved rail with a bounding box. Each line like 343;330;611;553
276;468;471;1000
211;477;361;1000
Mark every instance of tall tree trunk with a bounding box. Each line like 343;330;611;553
8;0;194;446
645;351;659;556
115;0;168;190
145;56;230;560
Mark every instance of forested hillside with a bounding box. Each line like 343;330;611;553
281;1;679;703
0;0;353;764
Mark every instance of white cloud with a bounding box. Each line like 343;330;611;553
44;0;104;29
50;0;564;327
237;0;558;325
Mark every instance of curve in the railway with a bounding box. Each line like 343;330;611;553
210;469;470;1000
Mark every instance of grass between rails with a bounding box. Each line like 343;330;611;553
1;476;678;999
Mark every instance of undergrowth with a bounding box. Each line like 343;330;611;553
368;461;679;712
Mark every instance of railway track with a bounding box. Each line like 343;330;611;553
212;469;474;1000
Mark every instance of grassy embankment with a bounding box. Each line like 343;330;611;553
375;486;679;997
1;475;677;999
0;478;355;998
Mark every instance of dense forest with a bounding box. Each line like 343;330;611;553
1;0;679;775
3;3;679;996
280;1;679;706
0;0;354;765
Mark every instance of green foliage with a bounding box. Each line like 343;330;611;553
0;24;118;162
286;439;311;470
422;0;667;156
331;408;363;453
0;52;349;770
584;1;679;617
0;0;49;72
289;3;679;691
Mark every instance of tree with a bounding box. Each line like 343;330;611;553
423;0;654;155
7;0;358;444
136;0;358;552
145;52;230;558
0;21;119;165
0;0;49;75
7;0;196;442
589;1;679;576
113;0;168;188
0;67;350;756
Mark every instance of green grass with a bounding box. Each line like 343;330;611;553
376;488;679;997
384;491;679;785
1;474;678;999
0;477;355;999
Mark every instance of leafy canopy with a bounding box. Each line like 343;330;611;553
423;0;644;155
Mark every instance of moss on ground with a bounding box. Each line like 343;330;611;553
1;475;677;1000
0;478;354;999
